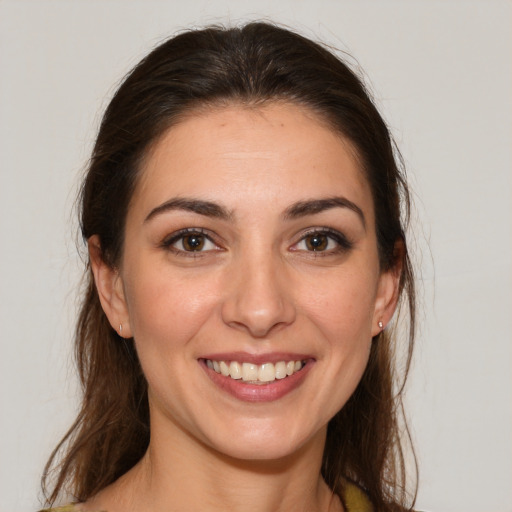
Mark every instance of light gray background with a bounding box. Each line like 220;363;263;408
1;1;511;511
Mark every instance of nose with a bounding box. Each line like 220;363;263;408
221;252;296;338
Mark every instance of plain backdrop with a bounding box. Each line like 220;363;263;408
1;1;511;511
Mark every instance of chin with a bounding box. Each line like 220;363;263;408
213;440;306;463
202;417;324;463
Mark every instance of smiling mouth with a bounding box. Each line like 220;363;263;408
202;359;306;384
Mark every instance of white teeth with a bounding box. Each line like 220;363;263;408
242;362;259;382
275;361;287;379
206;358;305;383
258;363;275;382
219;361;230;376
229;361;242;379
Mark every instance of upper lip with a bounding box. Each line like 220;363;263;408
199;351;314;365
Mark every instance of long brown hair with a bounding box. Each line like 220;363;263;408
42;22;417;511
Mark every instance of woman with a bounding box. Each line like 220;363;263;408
41;22;417;512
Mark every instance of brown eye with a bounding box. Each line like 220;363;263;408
163;228;219;255
305;233;328;251
182;233;205;251
292;229;353;255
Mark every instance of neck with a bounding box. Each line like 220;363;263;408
84;413;342;512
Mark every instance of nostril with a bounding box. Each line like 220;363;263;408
220;259;296;337
222;294;296;337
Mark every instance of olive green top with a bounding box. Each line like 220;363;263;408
39;483;373;512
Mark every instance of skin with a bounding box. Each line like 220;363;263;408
86;102;401;512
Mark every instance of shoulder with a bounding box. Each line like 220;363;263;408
342;481;374;512
39;492;377;512
38;506;76;512
40;489;375;512
38;505;99;512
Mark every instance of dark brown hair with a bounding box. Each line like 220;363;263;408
43;22;417;511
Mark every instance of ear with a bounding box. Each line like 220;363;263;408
88;235;132;338
371;242;403;337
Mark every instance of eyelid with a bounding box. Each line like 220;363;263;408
290;227;353;253
159;226;352;257
160;227;223;255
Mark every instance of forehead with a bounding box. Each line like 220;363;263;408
132;102;373;222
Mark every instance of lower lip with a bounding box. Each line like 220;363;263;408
200;360;313;402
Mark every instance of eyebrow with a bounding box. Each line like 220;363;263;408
144;198;232;223
283;197;366;228
144;195;365;228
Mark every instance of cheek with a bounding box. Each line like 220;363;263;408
299;267;378;340
296;266;378;401
123;265;222;350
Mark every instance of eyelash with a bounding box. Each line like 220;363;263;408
160;227;353;257
160;228;221;257
291;228;353;255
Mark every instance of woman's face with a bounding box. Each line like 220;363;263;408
94;102;399;461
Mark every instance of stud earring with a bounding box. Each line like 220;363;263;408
119;324;123;335
378;320;384;330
